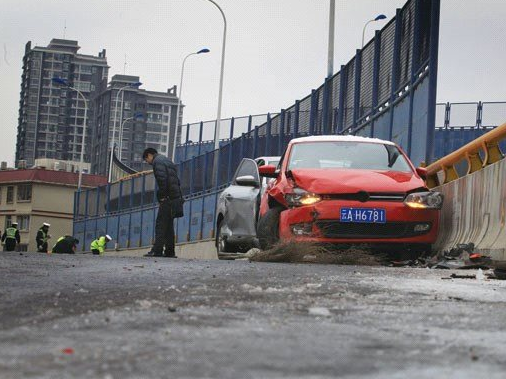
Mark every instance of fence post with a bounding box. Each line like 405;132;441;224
184;123;190;160
322;79;331;135
117;181;123;249
389;8;402;142
371;30;381;137
278;110;285;154
309;90;317;135
239;133;245;159
425;0;441;164
265;113;272;155
197;121;204;155
477;101;483;128
95;187;100;218
253;124;258;158
227;117;235;182
293;100;300;138
200;153;209;240
247;115;253;134
353;49;361;131
407;0;422;157
337;65;346;133
444;102;451;128
139;174;145;246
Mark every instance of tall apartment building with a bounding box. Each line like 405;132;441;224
91;75;181;175
15;39;109;168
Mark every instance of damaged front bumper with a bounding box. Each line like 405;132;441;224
278;200;439;244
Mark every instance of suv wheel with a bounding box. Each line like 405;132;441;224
257;206;283;250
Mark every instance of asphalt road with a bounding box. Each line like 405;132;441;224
1;252;506;379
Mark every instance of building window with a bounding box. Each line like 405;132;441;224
6;186;14;203
17;184;32;202
5;215;12;228
0;187;1;204
17;215;30;231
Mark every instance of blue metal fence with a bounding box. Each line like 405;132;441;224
434;102;506;158
74;0;442;251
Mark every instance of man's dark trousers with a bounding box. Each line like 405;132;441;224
153;199;175;256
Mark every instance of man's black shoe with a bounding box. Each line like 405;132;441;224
144;251;164;257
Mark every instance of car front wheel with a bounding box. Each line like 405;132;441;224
216;220;233;254
257;206;283;250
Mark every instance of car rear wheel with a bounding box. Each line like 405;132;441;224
216;221;233;254
257;206;283;250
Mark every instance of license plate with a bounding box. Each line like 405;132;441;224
340;208;386;223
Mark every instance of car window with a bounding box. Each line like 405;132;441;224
267;159;279;167
287;142;412;172
233;159;260;183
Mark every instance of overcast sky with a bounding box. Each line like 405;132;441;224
1;0;505;166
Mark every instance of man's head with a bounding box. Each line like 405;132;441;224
42;222;50;230
105;234;112;242
142;147;158;165
11;222;18;228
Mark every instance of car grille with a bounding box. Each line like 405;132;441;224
321;192;405;202
315;220;430;239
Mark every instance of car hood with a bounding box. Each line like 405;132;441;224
290;169;424;194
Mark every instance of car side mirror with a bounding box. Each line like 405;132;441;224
416;167;427;180
235;175;259;187
258;164;278;178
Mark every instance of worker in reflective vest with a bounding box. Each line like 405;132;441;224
52;235;79;254
2;222;21;252
36;222;51;253
90;235;112;255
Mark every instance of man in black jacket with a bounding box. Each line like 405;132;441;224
142;147;184;258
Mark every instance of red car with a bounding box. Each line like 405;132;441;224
257;135;443;257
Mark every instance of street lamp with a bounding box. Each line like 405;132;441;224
118;112;144;161
327;0;336;78
52;77;88;191
170;48;210;162
108;81;142;182
362;14;387;49
203;0;227;151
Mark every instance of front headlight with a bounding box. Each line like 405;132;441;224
404;191;444;209
284;188;322;207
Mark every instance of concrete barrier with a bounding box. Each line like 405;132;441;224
435;158;506;261
103;239;218;259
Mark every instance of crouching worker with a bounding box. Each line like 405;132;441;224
51;235;79;254
36;222;51;253
90;235;112;255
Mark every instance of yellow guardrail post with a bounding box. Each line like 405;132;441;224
425;121;506;188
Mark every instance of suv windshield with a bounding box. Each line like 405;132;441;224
287;141;412;172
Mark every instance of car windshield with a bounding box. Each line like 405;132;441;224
287;141;412;172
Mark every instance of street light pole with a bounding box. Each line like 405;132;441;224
119;112;144;161
171;48;210;162
327;0;336;78
52;77;88;191
362;14;387;49
205;0;227;151
108;82;142;182
76;89;88;191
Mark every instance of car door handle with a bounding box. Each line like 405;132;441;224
225;194;233;200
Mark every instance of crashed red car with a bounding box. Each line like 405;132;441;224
257;135;443;257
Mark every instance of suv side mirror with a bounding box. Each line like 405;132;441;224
258;164;278;178
416;167;427;180
235;175;259;187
